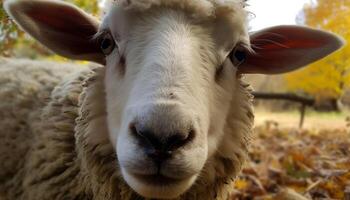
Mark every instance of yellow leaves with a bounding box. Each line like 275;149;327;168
285;61;346;99
69;0;100;16
320;180;344;199
304;0;350;28
45;55;90;65
285;0;350;101
234;178;250;190
0;0;24;56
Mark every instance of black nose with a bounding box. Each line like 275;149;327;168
130;123;195;162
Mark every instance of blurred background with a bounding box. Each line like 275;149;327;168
1;0;349;199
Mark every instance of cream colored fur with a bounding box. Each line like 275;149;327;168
102;6;251;198
0;57;253;200
1;0;343;198
1;0;254;199
108;0;246;17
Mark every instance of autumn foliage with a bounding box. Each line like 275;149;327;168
232;125;350;200
0;0;99;57
0;0;23;56
285;0;350;106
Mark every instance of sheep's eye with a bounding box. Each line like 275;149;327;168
99;32;116;55
231;47;246;66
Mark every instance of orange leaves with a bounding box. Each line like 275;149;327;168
232;126;350;199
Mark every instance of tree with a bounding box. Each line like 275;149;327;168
285;0;350;111
71;0;100;15
0;0;23;56
0;0;100;58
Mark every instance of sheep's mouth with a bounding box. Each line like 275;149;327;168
123;168;198;198
132;173;184;186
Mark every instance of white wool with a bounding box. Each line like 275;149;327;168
0;0;253;199
0;58;253;200
1;0;343;199
105;0;247;18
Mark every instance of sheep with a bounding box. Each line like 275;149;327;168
1;0;343;199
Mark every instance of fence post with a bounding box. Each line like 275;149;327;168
252;92;314;128
299;104;306;129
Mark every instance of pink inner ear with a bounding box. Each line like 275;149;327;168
239;26;344;74
252;28;328;50
5;0;104;63
243;48;317;74
26;5;97;38
257;39;324;51
14;2;104;63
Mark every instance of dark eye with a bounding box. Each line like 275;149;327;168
231;46;246;66
99;32;116;55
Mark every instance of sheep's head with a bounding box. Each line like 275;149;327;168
4;0;344;199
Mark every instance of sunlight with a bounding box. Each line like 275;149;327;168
248;0;315;30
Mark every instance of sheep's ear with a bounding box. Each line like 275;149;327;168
4;0;104;64
236;25;344;74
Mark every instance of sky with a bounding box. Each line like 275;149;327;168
248;0;313;31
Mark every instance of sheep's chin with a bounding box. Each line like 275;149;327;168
121;168;197;199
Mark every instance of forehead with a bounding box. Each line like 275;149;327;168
101;0;249;39
103;0;247;16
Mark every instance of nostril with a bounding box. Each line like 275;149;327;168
129;123;141;139
167;129;195;151
129;123;162;149
129;122;195;155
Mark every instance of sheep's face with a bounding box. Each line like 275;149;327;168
102;7;248;198
5;0;343;199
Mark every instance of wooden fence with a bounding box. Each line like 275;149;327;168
252;92;315;128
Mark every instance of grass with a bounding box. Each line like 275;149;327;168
254;108;349;129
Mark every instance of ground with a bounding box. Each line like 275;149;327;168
231;111;350;200
255;110;349;129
